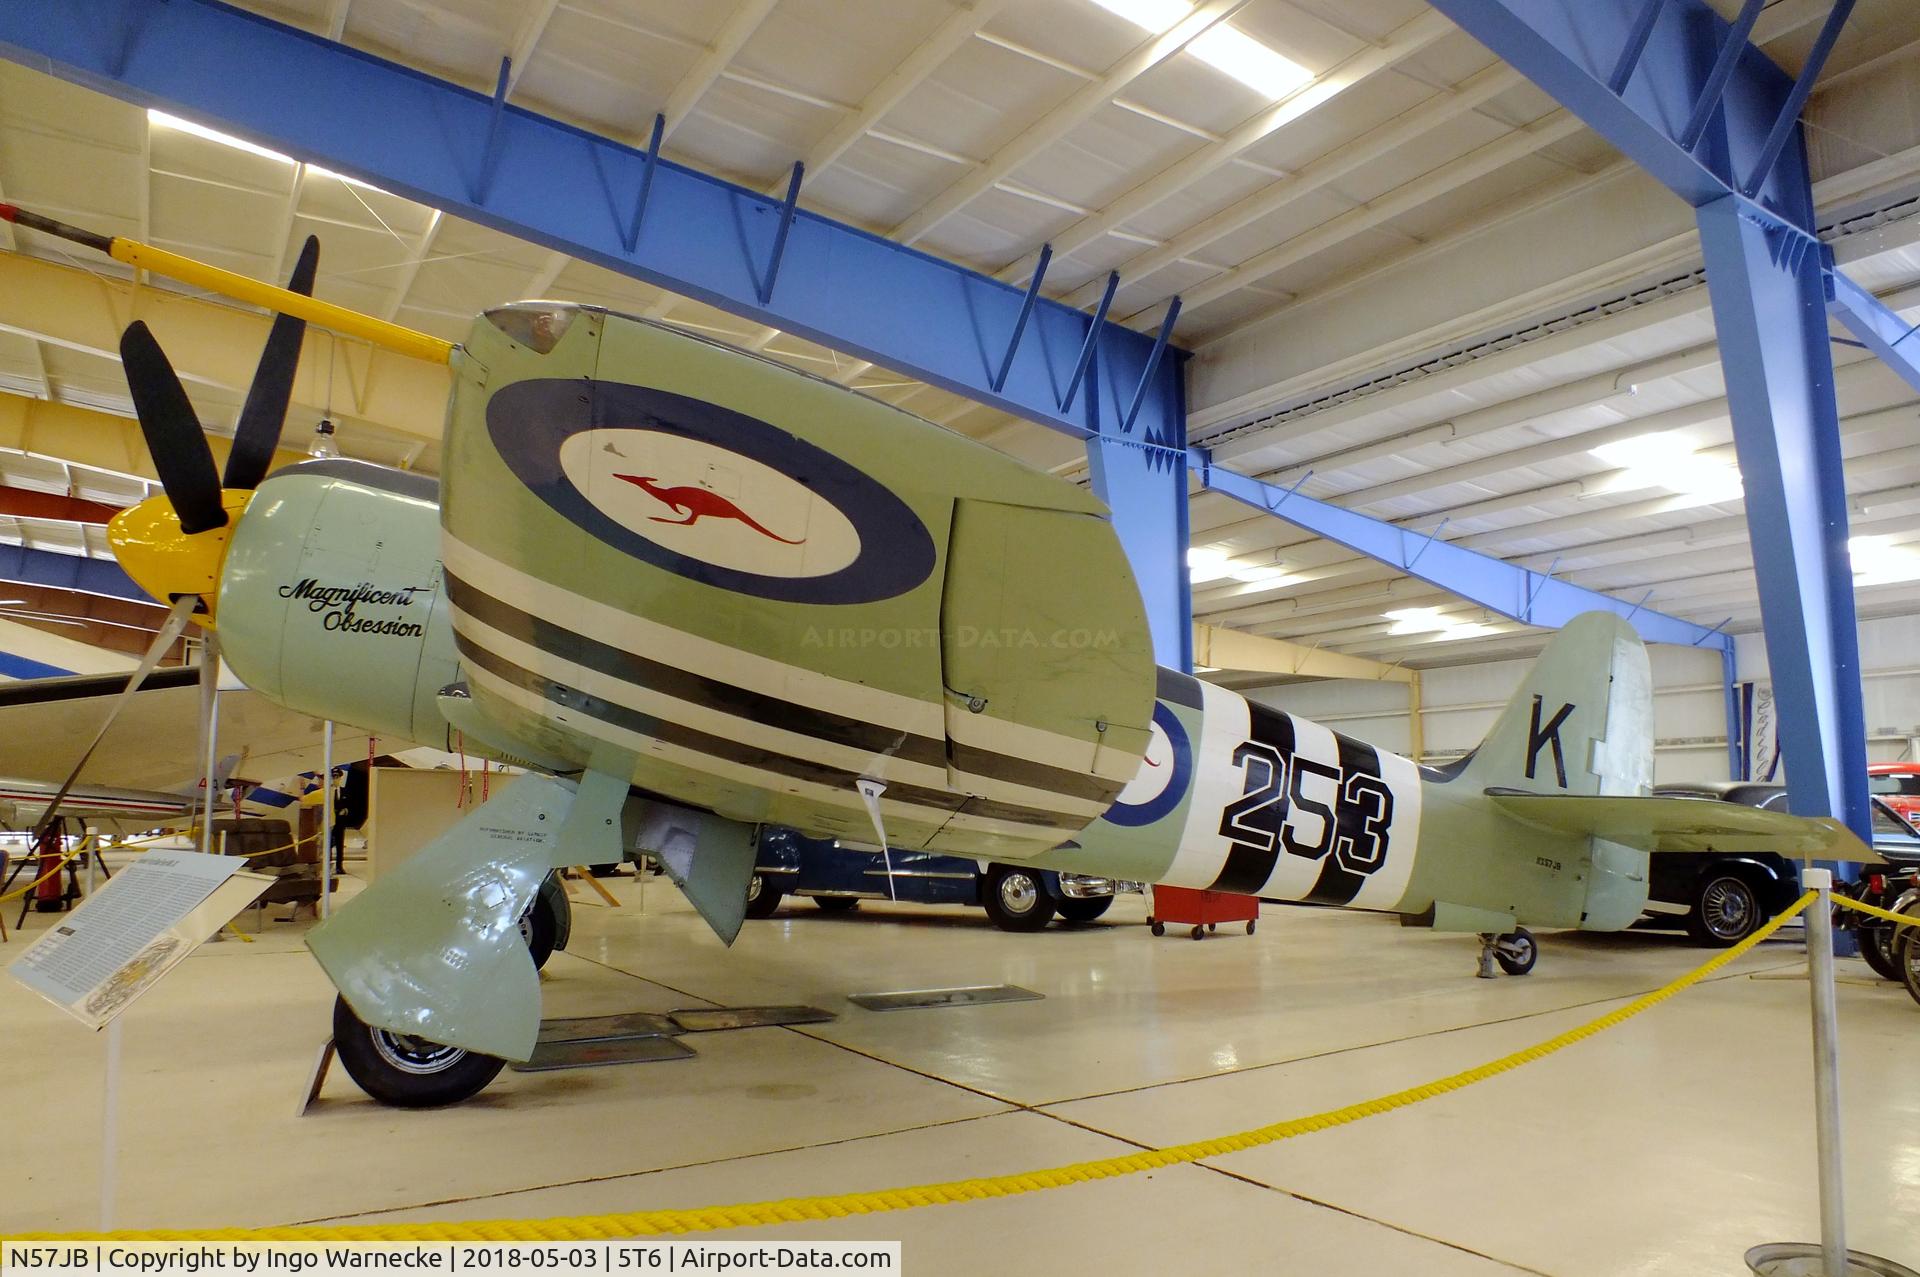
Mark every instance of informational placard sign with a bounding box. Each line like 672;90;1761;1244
7;850;268;1029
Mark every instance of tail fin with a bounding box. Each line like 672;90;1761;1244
1454;612;1654;797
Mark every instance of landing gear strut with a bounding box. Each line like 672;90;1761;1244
1476;927;1537;978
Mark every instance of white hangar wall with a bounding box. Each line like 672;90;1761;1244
1733;613;1920;769
1244;611;1920;783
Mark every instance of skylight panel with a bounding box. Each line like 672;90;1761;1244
1590;432;1743;504
1087;0;1312;98
1850;535;1920;586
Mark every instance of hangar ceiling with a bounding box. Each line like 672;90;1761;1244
0;0;1917;673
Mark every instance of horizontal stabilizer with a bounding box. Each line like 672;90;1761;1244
1484;789;1876;861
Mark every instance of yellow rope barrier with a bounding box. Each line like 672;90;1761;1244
0;831;314;905
1833;894;1920;927
10;892;1818;1243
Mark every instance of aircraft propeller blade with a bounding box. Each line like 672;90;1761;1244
225;235;319;491
120;322;226;535
33;595;200;836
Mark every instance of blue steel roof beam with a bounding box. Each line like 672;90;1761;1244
1825;269;1920;397
0;546;147;605
1741;0;1856;197
0;0;1181;446
1426;0;1812;228
1676;0;1766;154
1192;454;1734;653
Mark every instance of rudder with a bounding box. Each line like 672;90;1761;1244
1455;613;1654;798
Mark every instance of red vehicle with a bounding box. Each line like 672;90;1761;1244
1869;762;1920;824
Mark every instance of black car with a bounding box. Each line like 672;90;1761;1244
1645;782;1920;947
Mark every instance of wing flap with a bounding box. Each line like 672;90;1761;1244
1484;789;1875;861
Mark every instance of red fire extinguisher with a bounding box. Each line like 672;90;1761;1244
32;821;66;913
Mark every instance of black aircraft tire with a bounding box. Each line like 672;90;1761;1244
1056;896;1113;924
331;997;506;1109
812;895;861;913
743;874;783;919
1494;927;1538;976
982;865;1054;932
1686;872;1761;947
519;891;559;970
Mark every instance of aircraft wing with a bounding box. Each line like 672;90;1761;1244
0;778;194;830
0;667;402;799
1484;790;1877;861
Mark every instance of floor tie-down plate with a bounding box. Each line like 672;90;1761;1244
510;1005;836;1072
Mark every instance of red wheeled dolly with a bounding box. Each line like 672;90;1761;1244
1147;884;1259;940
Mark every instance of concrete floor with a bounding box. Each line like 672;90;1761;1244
2;870;1916;1274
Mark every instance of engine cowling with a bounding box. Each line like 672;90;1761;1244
217;459;456;747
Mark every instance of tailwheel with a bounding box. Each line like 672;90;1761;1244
1495;927;1537;976
1477;928;1537;978
331;996;506;1108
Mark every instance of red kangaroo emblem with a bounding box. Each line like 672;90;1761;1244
614;474;805;545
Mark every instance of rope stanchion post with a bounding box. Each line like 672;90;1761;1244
1746;870;1914;1277
1808;867;1848;1275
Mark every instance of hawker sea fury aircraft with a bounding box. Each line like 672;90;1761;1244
10;207;1868;1107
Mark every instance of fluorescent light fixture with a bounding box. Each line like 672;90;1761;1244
1591;431;1743;503
1850;535;1920;586
148;110;293;164
1385;607;1495;641
307;163;393;194
1087;0;1311;96
1227;562;1297;586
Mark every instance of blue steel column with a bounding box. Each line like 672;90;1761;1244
1697;196;1870;835
1428;0;1874;849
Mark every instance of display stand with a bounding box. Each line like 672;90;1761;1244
7;850;270;1228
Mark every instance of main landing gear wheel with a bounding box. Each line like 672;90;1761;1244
1056;896;1113;924
518;890;559;970
743;873;783;919
1477;928;1537;977
983;864;1054;932
331;996;505;1108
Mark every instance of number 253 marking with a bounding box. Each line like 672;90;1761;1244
1217;741;1393;876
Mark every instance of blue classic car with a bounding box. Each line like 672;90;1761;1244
745;826;1143;932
